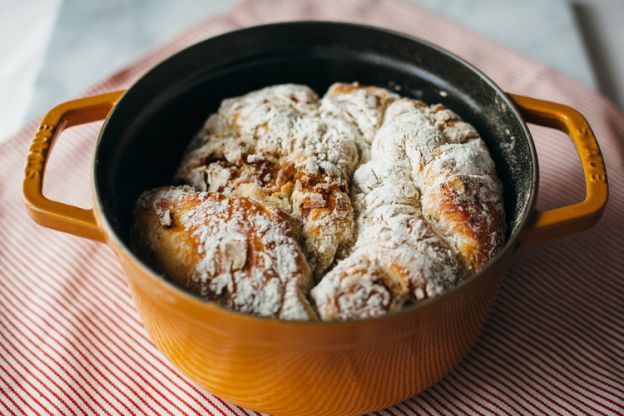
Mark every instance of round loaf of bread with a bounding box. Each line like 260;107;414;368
132;83;504;321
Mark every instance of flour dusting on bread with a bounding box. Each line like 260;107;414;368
133;187;316;320
132;82;504;321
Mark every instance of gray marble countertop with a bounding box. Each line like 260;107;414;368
1;0;622;140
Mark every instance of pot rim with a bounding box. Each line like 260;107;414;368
92;21;538;327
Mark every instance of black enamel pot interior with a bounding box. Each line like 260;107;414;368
94;22;535;248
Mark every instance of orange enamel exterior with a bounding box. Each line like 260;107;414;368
23;92;608;416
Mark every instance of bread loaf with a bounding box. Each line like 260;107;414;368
132;83;504;321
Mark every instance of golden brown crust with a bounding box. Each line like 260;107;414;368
132;186;316;320
321;82;399;162
176;84;358;278
132;189;203;287
422;175;503;271
380;99;505;273
311;209;464;321
310;254;410;321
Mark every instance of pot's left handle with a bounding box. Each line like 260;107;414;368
23;91;125;242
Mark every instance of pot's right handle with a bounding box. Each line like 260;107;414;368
508;94;608;245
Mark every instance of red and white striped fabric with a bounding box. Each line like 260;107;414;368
1;0;623;414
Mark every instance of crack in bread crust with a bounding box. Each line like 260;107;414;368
176;84;358;278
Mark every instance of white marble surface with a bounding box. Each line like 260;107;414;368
0;0;61;139
1;0;622;140
412;0;597;88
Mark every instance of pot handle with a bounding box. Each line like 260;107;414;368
23;91;126;242
508;94;608;245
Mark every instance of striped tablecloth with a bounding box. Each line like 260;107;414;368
1;0;622;414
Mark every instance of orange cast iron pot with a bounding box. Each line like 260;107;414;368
23;23;608;415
